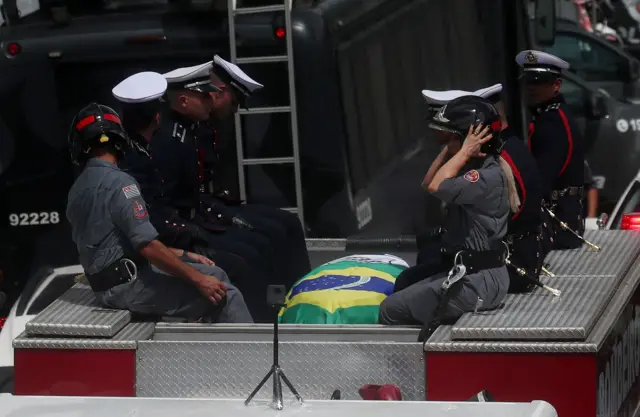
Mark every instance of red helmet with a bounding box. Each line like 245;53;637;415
68;103;131;166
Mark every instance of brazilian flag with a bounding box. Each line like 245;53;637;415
278;254;409;324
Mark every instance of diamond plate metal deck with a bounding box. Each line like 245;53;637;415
423;253;640;353
543;230;640;277
136;340;425;400
153;323;421;342
25;283;131;337
451;275;619;341
13;322;155;350
449;231;640;341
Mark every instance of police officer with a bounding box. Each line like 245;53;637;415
113;71;272;321
379;96;510;327
66;102;252;322
421;84;547;294
206;55;311;283
516;50;586;250
150;61;277;282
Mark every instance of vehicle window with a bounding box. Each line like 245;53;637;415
559;77;586;114
544;33;627;82
25;274;77;316
610;181;640;229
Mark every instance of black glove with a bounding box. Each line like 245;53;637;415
232;216;254;230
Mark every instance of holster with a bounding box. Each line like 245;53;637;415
86;258;141;293
417;243;506;342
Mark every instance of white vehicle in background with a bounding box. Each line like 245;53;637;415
0;266;81;371
599;168;640;230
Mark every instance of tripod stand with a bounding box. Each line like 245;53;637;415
245;286;304;410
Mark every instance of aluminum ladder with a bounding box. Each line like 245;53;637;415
227;0;305;232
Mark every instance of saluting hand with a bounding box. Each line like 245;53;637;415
196;275;228;304
461;124;493;158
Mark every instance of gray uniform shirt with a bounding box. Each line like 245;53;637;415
432;156;509;251
66;158;159;275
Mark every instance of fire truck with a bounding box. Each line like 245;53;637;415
0;0;544;317
2;1;640;416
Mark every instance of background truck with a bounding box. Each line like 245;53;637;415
0;0;551;320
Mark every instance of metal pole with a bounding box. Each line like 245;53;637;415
283;0;306;232
228;0;249;202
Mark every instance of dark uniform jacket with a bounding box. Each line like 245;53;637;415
527;94;585;249
500;131;543;235
499;131;548;292
120;132;209;248
150;110;231;231
195;122;242;207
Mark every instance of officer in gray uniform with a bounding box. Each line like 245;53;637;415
66;102;253;322
379;96;511;328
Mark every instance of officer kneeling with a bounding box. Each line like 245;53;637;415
66;103;253;323
379;96;511;327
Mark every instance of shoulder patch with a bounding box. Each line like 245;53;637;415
133;200;148;219
122;184;141;199
463;170;480;183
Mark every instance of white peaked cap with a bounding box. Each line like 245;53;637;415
421;83;503;105
472;83;502;99
162;61;221;93
213;54;264;95
515;50;570;73
421;89;472;105
112;72;168;103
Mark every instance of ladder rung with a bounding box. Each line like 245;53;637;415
234;5;285;15
281;207;298;213
239;106;291;115
236;55;288;64
243;157;295;165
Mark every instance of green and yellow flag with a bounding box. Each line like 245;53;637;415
278;254;409;325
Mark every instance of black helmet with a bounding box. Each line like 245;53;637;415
68;103;131;166
428;95;504;155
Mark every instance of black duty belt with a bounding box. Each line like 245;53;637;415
86;258;139;293
550;186;584;201
440;247;505;274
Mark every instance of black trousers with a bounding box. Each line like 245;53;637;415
227;204;311;288
553;196;585;250
506;234;544;294
155;222;275;322
193;246;273;323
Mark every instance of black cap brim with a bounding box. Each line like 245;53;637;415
187;83;222;93
519;70;560;84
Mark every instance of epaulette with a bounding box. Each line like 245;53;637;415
171;122;189;143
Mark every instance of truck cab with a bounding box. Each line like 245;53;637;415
528;18;640;213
